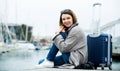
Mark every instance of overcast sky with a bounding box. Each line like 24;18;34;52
0;0;120;38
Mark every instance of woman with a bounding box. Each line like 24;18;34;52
36;9;88;68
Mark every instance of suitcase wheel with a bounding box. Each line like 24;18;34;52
109;65;112;70
94;66;97;69
101;65;104;70
101;66;104;70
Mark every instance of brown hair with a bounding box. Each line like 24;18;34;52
59;9;77;26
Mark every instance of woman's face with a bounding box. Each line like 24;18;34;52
61;14;73;28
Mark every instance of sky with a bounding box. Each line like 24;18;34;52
0;0;120;38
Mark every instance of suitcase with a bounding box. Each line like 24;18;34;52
87;33;112;70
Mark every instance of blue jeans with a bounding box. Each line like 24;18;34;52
38;32;70;66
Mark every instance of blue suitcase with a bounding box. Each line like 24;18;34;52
87;33;112;70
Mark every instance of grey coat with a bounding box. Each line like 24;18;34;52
53;23;88;67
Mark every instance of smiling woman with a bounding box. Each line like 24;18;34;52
35;9;88;69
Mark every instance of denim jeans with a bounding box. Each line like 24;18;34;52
38;32;70;66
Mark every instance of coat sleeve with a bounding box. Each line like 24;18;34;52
53;28;81;53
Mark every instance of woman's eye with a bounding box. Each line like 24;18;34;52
67;17;70;20
62;18;65;21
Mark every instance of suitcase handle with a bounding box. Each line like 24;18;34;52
107;34;111;65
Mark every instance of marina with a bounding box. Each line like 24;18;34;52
0;0;120;71
0;12;120;71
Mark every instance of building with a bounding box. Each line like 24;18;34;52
100;18;120;56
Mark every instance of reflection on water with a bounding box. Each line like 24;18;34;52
0;49;120;71
0;49;49;71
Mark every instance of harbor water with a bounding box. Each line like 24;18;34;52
0;49;120;71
